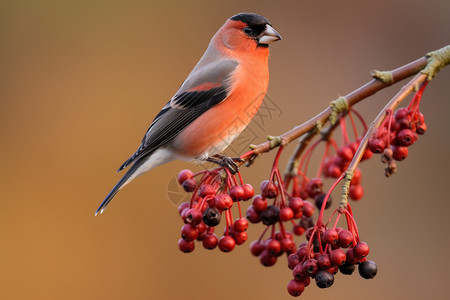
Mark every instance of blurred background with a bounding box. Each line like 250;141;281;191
1;0;449;299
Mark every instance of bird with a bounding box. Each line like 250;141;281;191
96;12;281;215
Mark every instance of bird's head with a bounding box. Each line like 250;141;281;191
215;13;282;52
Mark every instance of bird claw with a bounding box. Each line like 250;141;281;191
207;155;243;174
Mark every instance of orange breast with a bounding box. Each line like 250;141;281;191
171;52;269;159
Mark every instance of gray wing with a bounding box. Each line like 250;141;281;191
117;58;238;172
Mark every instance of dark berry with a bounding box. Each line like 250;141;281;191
339;263;356;275
314;193;332;210
260;205;280;225
358;260;378;279
202;207;221;227
315;270;334;288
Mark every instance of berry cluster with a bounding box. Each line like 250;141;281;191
177;168;254;253
368;82;428;176
286;206;377;297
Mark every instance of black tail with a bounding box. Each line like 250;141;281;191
95;160;144;215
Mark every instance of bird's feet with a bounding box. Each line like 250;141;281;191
206;154;244;174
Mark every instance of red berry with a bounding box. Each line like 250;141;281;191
198;184;215;197
368;137;386;153
349;184;364;201
303;259;318;276
178;202;190;216
353;242;370;259
296;245;313;260
280;207;294;222
338;230;354;248
350;168;362;185
181;224;199;241
214;194;233;211
229;185;245;201
233;231;247;245
184;208;202;225
241;184;255;200
233;217;248;232
250;240;265;256
281;238;296;254
416;122;427;134
251;195;268;213
267;239;282;256
218;236;235;252
361;147;373;161
292;263;307;281
288;253;301;270
306;178;323;197
202;234;218;250
260;180;278;198
338;146;354;162
392;145;408;161
177;169;193;185
317;253;332;269
259;250;277;267
396;129;416;146
196;222;207;234
323;228;339;245
395;107;409;121
178;238;195;253
246;206;260;223
302;201;315;218
182;178;197;192
330;249;347;266
327;163;342;178
289;197;304;213
293;224;305;236
287;279;305;297
346;248;360;264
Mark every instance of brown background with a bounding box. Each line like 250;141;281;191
1;0;449;299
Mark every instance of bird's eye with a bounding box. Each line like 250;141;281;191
243;27;253;35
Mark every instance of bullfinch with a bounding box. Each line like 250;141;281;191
96;13;281;215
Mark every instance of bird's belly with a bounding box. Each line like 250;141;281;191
170;87;266;160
